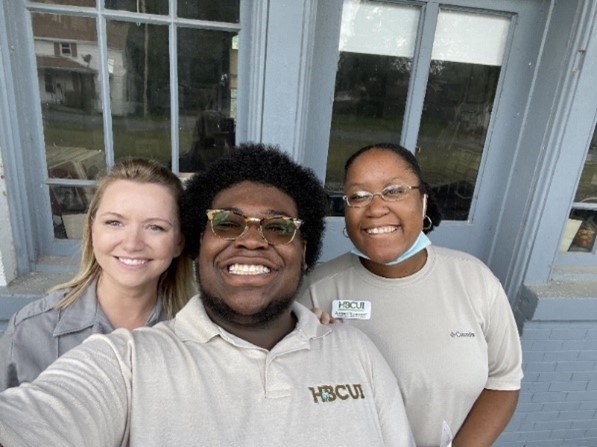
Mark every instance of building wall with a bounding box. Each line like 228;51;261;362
497;320;597;447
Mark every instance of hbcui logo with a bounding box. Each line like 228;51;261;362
308;384;365;403
338;301;365;310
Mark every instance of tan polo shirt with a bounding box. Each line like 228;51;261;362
0;297;415;447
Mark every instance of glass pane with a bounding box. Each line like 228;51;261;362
105;0;168;15
178;29;237;173
35;0;95;6
32;12;106;180
417;62;500;220
178;0;240;22
561;209;597;253
50;185;96;239
573;125;597;203
326;0;420;216
417;10;510;221
560;124;597;253
107;21;171;164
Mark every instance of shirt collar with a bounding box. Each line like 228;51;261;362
53;279;108;336
54;279;166;336
173;295;332;349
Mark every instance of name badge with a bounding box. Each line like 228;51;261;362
331;300;372;320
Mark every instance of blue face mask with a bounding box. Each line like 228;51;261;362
350;231;431;265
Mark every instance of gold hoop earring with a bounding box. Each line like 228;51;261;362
343;227;349;238
423;215;433;231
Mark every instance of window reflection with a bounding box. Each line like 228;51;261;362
561;126;597;253
326;0;419;216
33;12;106;239
35;0;95;6
417;61;500;220
30;2;241;240
417;10;510;221
574;128;597;204
33;12;106;183
326;3;510;220
178;0;239;22
177;30;237;173
107;21;172;163
50;185;96;240
562;209;597;253
105;0;169;15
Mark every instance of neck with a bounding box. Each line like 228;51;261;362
96;275;158;330
206;308;297;350
361;248;428;278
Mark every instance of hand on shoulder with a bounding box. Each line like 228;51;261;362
311;307;342;325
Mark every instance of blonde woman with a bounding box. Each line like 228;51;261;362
0;158;195;390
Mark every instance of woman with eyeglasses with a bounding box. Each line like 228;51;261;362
0;158;196;390
299;143;522;447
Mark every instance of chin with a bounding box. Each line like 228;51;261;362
199;286;296;328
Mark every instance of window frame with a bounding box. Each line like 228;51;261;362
2;0;253;272
516;1;597;284
555;113;597;268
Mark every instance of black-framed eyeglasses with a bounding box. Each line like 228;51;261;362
343;184;421;208
206;209;303;245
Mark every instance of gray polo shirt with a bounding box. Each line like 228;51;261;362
0;280;165;390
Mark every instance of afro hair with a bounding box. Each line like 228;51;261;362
181;143;329;271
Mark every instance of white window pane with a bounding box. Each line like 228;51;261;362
432;10;510;66
339;0;419;58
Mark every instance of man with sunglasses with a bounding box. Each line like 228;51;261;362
0;144;415;447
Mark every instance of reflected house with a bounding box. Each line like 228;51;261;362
32;14;133;116
31;13;133;239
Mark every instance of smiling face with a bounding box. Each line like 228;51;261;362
91;180;184;297
344;148;425;265
198;181;306;328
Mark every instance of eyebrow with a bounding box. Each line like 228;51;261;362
96;211;175;225
220;207;296;218
345;177;409;189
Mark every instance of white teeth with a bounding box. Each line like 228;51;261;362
366;226;397;235
119;257;148;266
228;264;271;275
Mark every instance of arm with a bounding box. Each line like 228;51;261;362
453;270;522;447
453;389;519;447
0;335;131;447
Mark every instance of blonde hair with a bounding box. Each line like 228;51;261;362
53;157;196;318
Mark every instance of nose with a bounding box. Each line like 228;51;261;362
122;226;144;251
366;193;389;216
234;223;269;248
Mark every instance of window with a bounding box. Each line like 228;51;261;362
312;0;547;266
59;42;74;56
559;123;597;255
22;0;241;252
326;0;510;222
